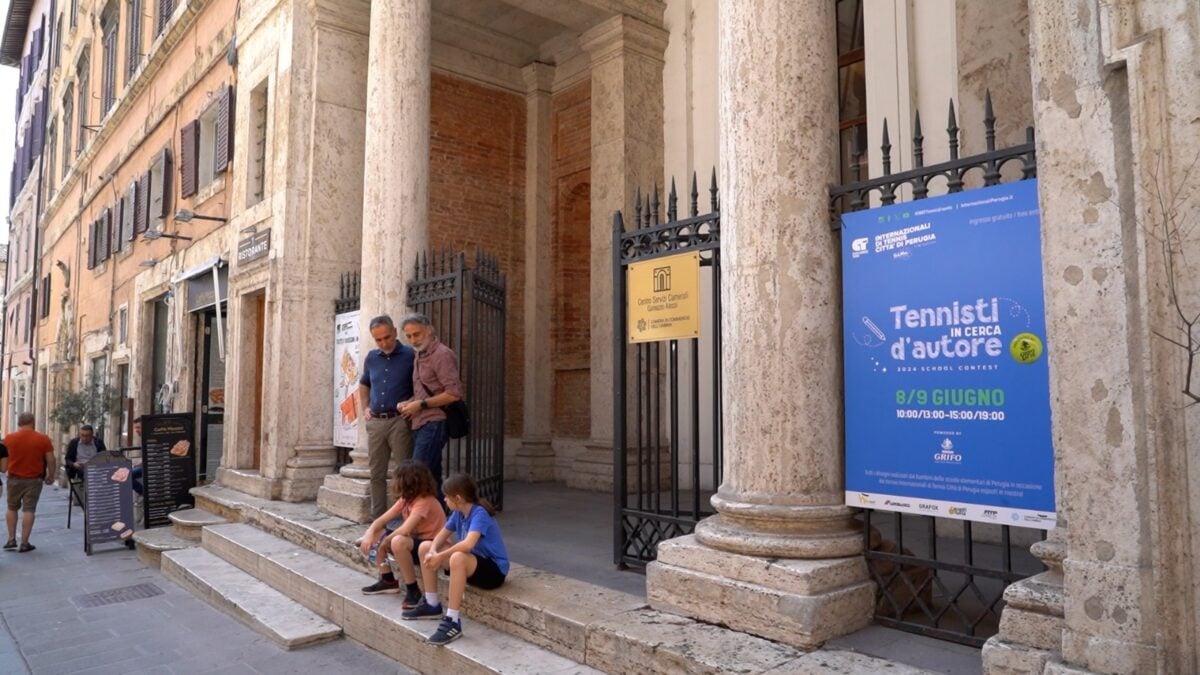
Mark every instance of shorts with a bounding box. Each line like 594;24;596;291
7;477;44;512
467;556;506;590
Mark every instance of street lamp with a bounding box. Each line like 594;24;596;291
174;209;228;223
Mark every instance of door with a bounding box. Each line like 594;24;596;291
196;309;225;483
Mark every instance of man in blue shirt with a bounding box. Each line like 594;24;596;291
358;315;416;519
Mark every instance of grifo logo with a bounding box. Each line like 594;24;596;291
1010;332;1044;364
933;437;963;464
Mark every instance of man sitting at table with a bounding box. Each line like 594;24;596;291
64;425;106;481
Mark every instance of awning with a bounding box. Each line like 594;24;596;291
174;257;228;313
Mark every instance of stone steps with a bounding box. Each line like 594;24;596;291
131;526;195;568
201;523;599;674
187;483;933;674
161;547;342;650
168;507;229;541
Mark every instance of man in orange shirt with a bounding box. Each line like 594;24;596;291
1;412;57;552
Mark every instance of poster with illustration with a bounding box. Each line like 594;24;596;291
333;310;362;448
841;180;1055;529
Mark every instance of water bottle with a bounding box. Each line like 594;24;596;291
367;538;381;564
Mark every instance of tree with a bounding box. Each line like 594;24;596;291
49;380;121;433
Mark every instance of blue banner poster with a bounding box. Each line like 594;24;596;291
841;180;1054;529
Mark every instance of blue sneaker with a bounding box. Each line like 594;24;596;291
427;617;462;646
401;599;443;621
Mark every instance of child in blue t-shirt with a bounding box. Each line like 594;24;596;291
402;473;510;646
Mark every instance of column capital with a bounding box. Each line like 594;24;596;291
579;14;668;66
522;61;556;96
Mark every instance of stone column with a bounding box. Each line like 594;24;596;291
318;0;431;523
570;15;667;490
514;62;556;482
647;0;873;650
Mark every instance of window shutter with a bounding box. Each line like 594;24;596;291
110;206;120;255
125;184;137;241
159;147;173;218
215;84;234;174
158;0;174;34
180;119;198;198
135;172;149;233
100;209;111;261
88;220;97;268
41;274;51;318
114;199;124;253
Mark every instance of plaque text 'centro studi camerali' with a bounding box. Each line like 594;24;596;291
627;251;701;343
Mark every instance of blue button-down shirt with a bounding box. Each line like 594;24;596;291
359;344;416;414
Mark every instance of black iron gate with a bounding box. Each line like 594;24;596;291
406;250;506;510
830;93;1045;646
613;173;723;568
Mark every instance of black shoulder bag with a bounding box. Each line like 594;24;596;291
417;359;470;439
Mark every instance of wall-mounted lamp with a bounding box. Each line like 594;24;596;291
143;230;193;242
175;209;227;223
81;125;102;132
138;258;158;267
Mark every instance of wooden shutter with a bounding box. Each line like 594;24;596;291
135;172;149;233
159;147;173;218
100;209;111;262
158;0;174;34
87;220;95;269
125;184;137;241
180;119;198;197
40;274;51;318
113;199;124;253
214;84;234;174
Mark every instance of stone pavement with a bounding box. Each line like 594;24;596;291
0;485;411;675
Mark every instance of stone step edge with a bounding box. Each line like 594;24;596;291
132;526;196;568
161;547;342;650
169;507;229;541
201;523;919;675
202;520;645;664
194;525;599;674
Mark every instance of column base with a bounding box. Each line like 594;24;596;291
281;444;339;502
567;441;614;491
695;500;863;558
647;534;873;650
982;636;1060;675
215;467;281;500
512;438;555;482
984;534;1066;674
317;471;372;523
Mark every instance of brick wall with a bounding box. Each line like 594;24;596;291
550;80;591;438
428;73;526;436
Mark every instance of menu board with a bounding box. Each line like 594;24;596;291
141;413;197;528
84;452;137;555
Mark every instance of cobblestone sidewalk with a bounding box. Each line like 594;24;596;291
0;485;410;675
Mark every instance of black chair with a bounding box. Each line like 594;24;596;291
66;468;86;529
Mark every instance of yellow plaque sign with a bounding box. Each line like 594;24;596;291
627;251;701;343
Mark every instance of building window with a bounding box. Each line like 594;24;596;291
148;147;172;224
182;85;234;198
45;122;56;194
70;0;78;28
61;85;73;173
101;4;119;114
76;56;89;155
118;306;128;345
151;296;169;413
247;80;268;206
836;0;866;184
125;0;142;79
40;273;51;318
156;0;176;36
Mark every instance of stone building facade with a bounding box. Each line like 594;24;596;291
3;0;1198;672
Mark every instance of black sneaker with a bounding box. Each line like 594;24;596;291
401;599;443;620
427;617;462;646
402;586;423;609
361;578;400;595
2;539;15;550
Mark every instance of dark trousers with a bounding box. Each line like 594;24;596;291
412;421;447;502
